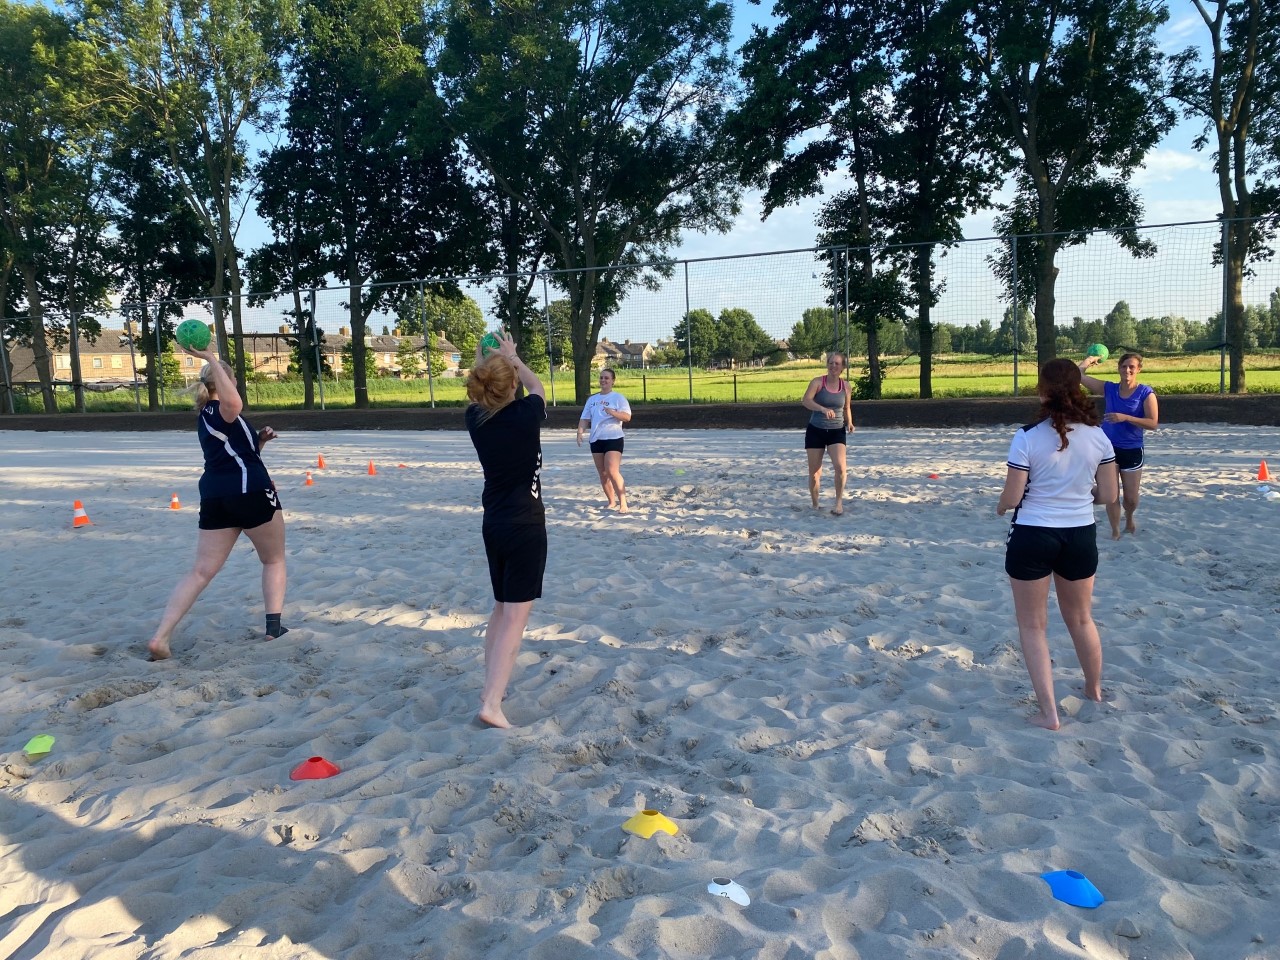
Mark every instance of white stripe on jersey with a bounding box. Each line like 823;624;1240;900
202;410;250;494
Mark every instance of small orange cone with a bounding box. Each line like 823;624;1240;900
1259;460;1271;482
367;460;377;476
72;500;92;528
304;470;314;486
169;492;181;510
398;463;407;469
928;473;940;480
317;454;326;469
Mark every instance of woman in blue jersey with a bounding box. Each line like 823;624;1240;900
148;346;287;660
996;359;1119;730
577;367;632;513
1079;352;1159;538
466;331;547;729
801;352;854;515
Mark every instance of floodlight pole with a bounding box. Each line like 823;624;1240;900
156;301;167;412
122;315;141;412
0;311;15;414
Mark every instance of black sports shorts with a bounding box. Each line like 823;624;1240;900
1005;523;1098;582
589;437;625;455
1113;447;1144;472
482;523;548;603
805;424;847;449
199;488;282;531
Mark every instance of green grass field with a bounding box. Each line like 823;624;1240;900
22;352;1280;412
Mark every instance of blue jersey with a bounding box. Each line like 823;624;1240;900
1102;381;1154;450
197;401;274;498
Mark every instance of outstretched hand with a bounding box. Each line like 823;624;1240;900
258;426;278;445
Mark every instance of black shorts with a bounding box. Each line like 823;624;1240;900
805;424;847;449
1114;447;1144;472
199;488;282;530
589;437;625;455
482;523;547;603
1005;523;1098;581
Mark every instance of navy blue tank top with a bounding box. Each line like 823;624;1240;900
197;401;274;498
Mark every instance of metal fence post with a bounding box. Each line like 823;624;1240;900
156;301;167;412
0;310;15;414
1011;235;1019;396
419;282;434;408
842;247;851;383
1220;220;1229;395
542;276;555;406
683;261;693;403
308;289;325;410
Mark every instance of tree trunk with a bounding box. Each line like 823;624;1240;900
350;268;369;409
1033;233;1061;371
21;263;58;412
292;288;314;409
916;243;934;399
569;271;599;404
1227;220;1248;392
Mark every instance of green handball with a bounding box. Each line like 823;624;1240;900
480;332;502;356
176;319;212;351
1086;343;1109;362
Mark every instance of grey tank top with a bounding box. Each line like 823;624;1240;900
808;377;847;428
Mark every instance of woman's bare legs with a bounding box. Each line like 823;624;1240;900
1119;468;1142;535
148;528;241;660
806;448;824;510
1053;573;1103;702
591;451;616;509
1009;575;1060;729
602;450;626;513
827;443;847;515
244;511;287;633
479;599;535;728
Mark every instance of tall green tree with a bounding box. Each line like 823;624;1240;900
1170;0;1280;392
109;114;211;410
0;1;115;412
253;0;484;407
433;0;743;402
714;307;775;365
82;0;299;400
671;308;718;368
736;0;894;396
1102;300;1138;351
962;0;1174;370
788;307;836;359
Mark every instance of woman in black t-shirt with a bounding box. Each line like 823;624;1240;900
147;345;287;661
465;331;547;728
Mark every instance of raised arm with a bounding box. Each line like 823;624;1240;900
1077;357;1107;395
497;331;544;400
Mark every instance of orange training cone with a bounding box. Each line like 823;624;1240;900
72;500;93;528
304;470;314;486
1259;460;1271;482
317;454;326;469
367;460;377;476
169;492;181;510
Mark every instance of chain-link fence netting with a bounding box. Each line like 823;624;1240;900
3;218;1278;412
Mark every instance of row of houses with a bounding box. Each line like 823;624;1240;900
1;325;662;386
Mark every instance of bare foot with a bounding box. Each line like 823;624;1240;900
1110;525;1122;541
830;507;843;516
1028;710;1061;731
1083;682;1103;702
617;496;629;514
147;638;171;661
477;704;513;729
606;500;616;510
810;491;820;509
1125;518;1138;536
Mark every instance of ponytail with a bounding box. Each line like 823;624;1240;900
1036;358;1100;450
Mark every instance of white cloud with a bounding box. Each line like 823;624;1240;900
1132;148;1212;188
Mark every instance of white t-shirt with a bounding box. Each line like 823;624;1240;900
1006;419;1115;527
580;391;631;443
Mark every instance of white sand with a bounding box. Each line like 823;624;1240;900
1;424;1278;960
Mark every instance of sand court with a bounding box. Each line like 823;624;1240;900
2;424;1278;959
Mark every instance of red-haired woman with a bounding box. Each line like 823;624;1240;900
465;331;547;728
996;358;1119;730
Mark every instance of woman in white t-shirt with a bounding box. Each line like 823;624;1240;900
996;358;1119;730
577;367;632;513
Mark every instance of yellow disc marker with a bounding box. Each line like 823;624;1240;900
621;809;679;838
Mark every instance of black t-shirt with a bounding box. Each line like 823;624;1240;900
465;394;546;527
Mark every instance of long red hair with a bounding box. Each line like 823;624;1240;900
1036;358;1100;450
